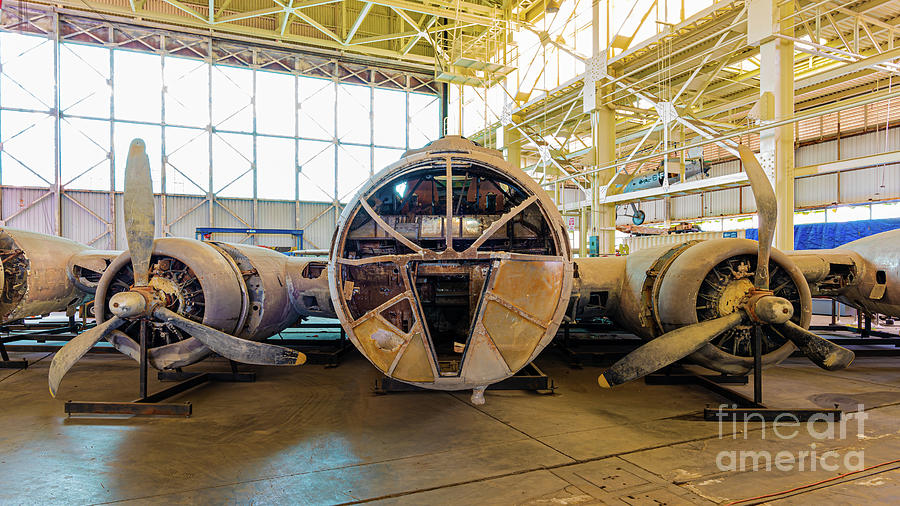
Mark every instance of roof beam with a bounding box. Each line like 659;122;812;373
293;10;344;44
366;0;497;26
401;15;436;55
160;0;206;22
215;7;283;24
344;2;372;44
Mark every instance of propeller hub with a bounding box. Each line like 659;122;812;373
748;293;794;325
109;289;158;319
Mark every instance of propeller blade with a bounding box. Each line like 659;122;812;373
599;312;744;388
773;321;855;371
738;144;777;290
123;138;155;286
153;307;305;366
49;316;125;397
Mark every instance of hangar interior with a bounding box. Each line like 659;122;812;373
1;0;900;504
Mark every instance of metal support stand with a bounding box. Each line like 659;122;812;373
375;363;555;394
704;329;840;421
64;320;254;417
270;323;353;367
647;330;842;422
0;317;87;368
0;340;28;369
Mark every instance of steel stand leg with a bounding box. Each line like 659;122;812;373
139;320;148;400
64;318;208;417
702;326;841;422
0;341;28;369
753;326;763;405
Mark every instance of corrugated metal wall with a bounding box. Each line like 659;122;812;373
2;187;336;251
615;129;900;223
623;230;748;253
2;187;55;236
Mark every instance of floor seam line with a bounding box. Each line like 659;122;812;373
0;352;52;384
88;400;900;506
446;391;578;462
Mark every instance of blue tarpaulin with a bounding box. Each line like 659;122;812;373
744;218;900;250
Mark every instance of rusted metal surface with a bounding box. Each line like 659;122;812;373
0;228;98;323
330;136;573;392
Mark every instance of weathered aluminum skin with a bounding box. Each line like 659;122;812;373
66;249;120;293
789;228;900;318
212;242;297;339
570;255;626;322
284;257;336;319
0;228;98;323
329;136;573;391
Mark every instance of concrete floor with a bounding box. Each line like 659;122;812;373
1;344;899;505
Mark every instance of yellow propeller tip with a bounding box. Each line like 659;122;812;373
49;385;56;398
295;352;307;366
597;374;611;388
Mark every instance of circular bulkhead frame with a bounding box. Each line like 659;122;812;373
329;136;573;390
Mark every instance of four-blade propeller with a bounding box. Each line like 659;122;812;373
598;145;854;388
49;139;305;397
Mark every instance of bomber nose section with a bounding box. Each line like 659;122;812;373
329;136;573;398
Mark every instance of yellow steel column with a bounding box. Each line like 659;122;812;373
754;0;795;250
588;0;615;255
579;206;588;257
503;123;521;170
591;104;616;254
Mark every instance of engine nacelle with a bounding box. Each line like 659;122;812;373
94;238;327;369
578;238;812;374
0;228;113;323
329;136;572;391
790;229;900;319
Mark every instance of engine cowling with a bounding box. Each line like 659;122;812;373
608;238;811;374
329;136;573;391
94;237;329;369
0;228;112;323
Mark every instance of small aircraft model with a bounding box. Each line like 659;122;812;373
1;136;896;403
